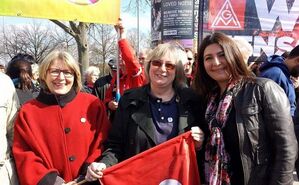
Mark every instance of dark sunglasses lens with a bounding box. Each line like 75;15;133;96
151;60;175;70
165;63;175;70
151;60;162;67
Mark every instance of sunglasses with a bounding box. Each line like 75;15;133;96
187;57;193;61
151;60;176;71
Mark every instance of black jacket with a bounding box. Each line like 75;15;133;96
100;84;206;167
234;78;298;185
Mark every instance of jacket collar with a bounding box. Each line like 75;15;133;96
36;88;77;107
125;84;193;105
124;84;193;144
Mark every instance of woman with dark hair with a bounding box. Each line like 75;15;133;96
193;32;297;185
6;53;39;105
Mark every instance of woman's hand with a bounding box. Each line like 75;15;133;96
62;181;77;185
108;100;118;110
85;162;107;181
191;127;204;150
114;18;126;39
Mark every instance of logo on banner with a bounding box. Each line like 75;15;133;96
68;0;100;5
211;0;241;29
159;179;182;185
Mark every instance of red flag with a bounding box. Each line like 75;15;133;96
100;131;201;185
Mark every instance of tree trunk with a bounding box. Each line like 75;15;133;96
76;22;89;75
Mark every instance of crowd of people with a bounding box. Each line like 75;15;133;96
1;19;299;185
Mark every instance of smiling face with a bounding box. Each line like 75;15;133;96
45;59;74;95
149;53;176;90
203;43;231;90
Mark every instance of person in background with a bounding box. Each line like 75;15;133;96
13;50;110;185
138;48;151;66
6;53;39;105
0;64;5;73
93;59;116;100
83;66;100;94
184;48;195;86
85;42;206;182
259;45;299;117
104;19;146;121
0;72;19;185
31;63;41;93
193;32;297;185
233;37;253;65
248;53;267;76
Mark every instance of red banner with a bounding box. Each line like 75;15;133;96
100;132;201;185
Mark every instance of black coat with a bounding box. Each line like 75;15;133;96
100;84;206;167
234;78;298;185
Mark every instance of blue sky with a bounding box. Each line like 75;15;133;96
0;0;151;32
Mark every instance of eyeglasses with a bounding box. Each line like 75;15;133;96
151;60;176;71
48;68;74;78
139;57;145;60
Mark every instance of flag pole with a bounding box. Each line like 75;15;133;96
115;28;121;102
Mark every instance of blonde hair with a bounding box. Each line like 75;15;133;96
39;50;82;92
233;37;253;64
144;42;187;88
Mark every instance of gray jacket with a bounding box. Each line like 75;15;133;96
234;77;298;185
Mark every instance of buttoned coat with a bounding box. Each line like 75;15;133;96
13;91;110;185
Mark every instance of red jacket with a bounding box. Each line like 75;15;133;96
104;39;146;105
13;92;110;185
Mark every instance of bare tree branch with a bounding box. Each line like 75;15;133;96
50;20;76;37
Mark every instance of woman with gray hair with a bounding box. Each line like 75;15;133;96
85;42;206;182
13;50;110;185
83;66;100;94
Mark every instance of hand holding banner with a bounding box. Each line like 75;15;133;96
100;131;201;185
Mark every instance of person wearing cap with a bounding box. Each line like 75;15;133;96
104;19;146;121
92;59;116;100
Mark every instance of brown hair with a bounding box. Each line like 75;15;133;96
193;32;252;98
6;53;35;91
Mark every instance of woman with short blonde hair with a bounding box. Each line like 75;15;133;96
13;50;110;185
